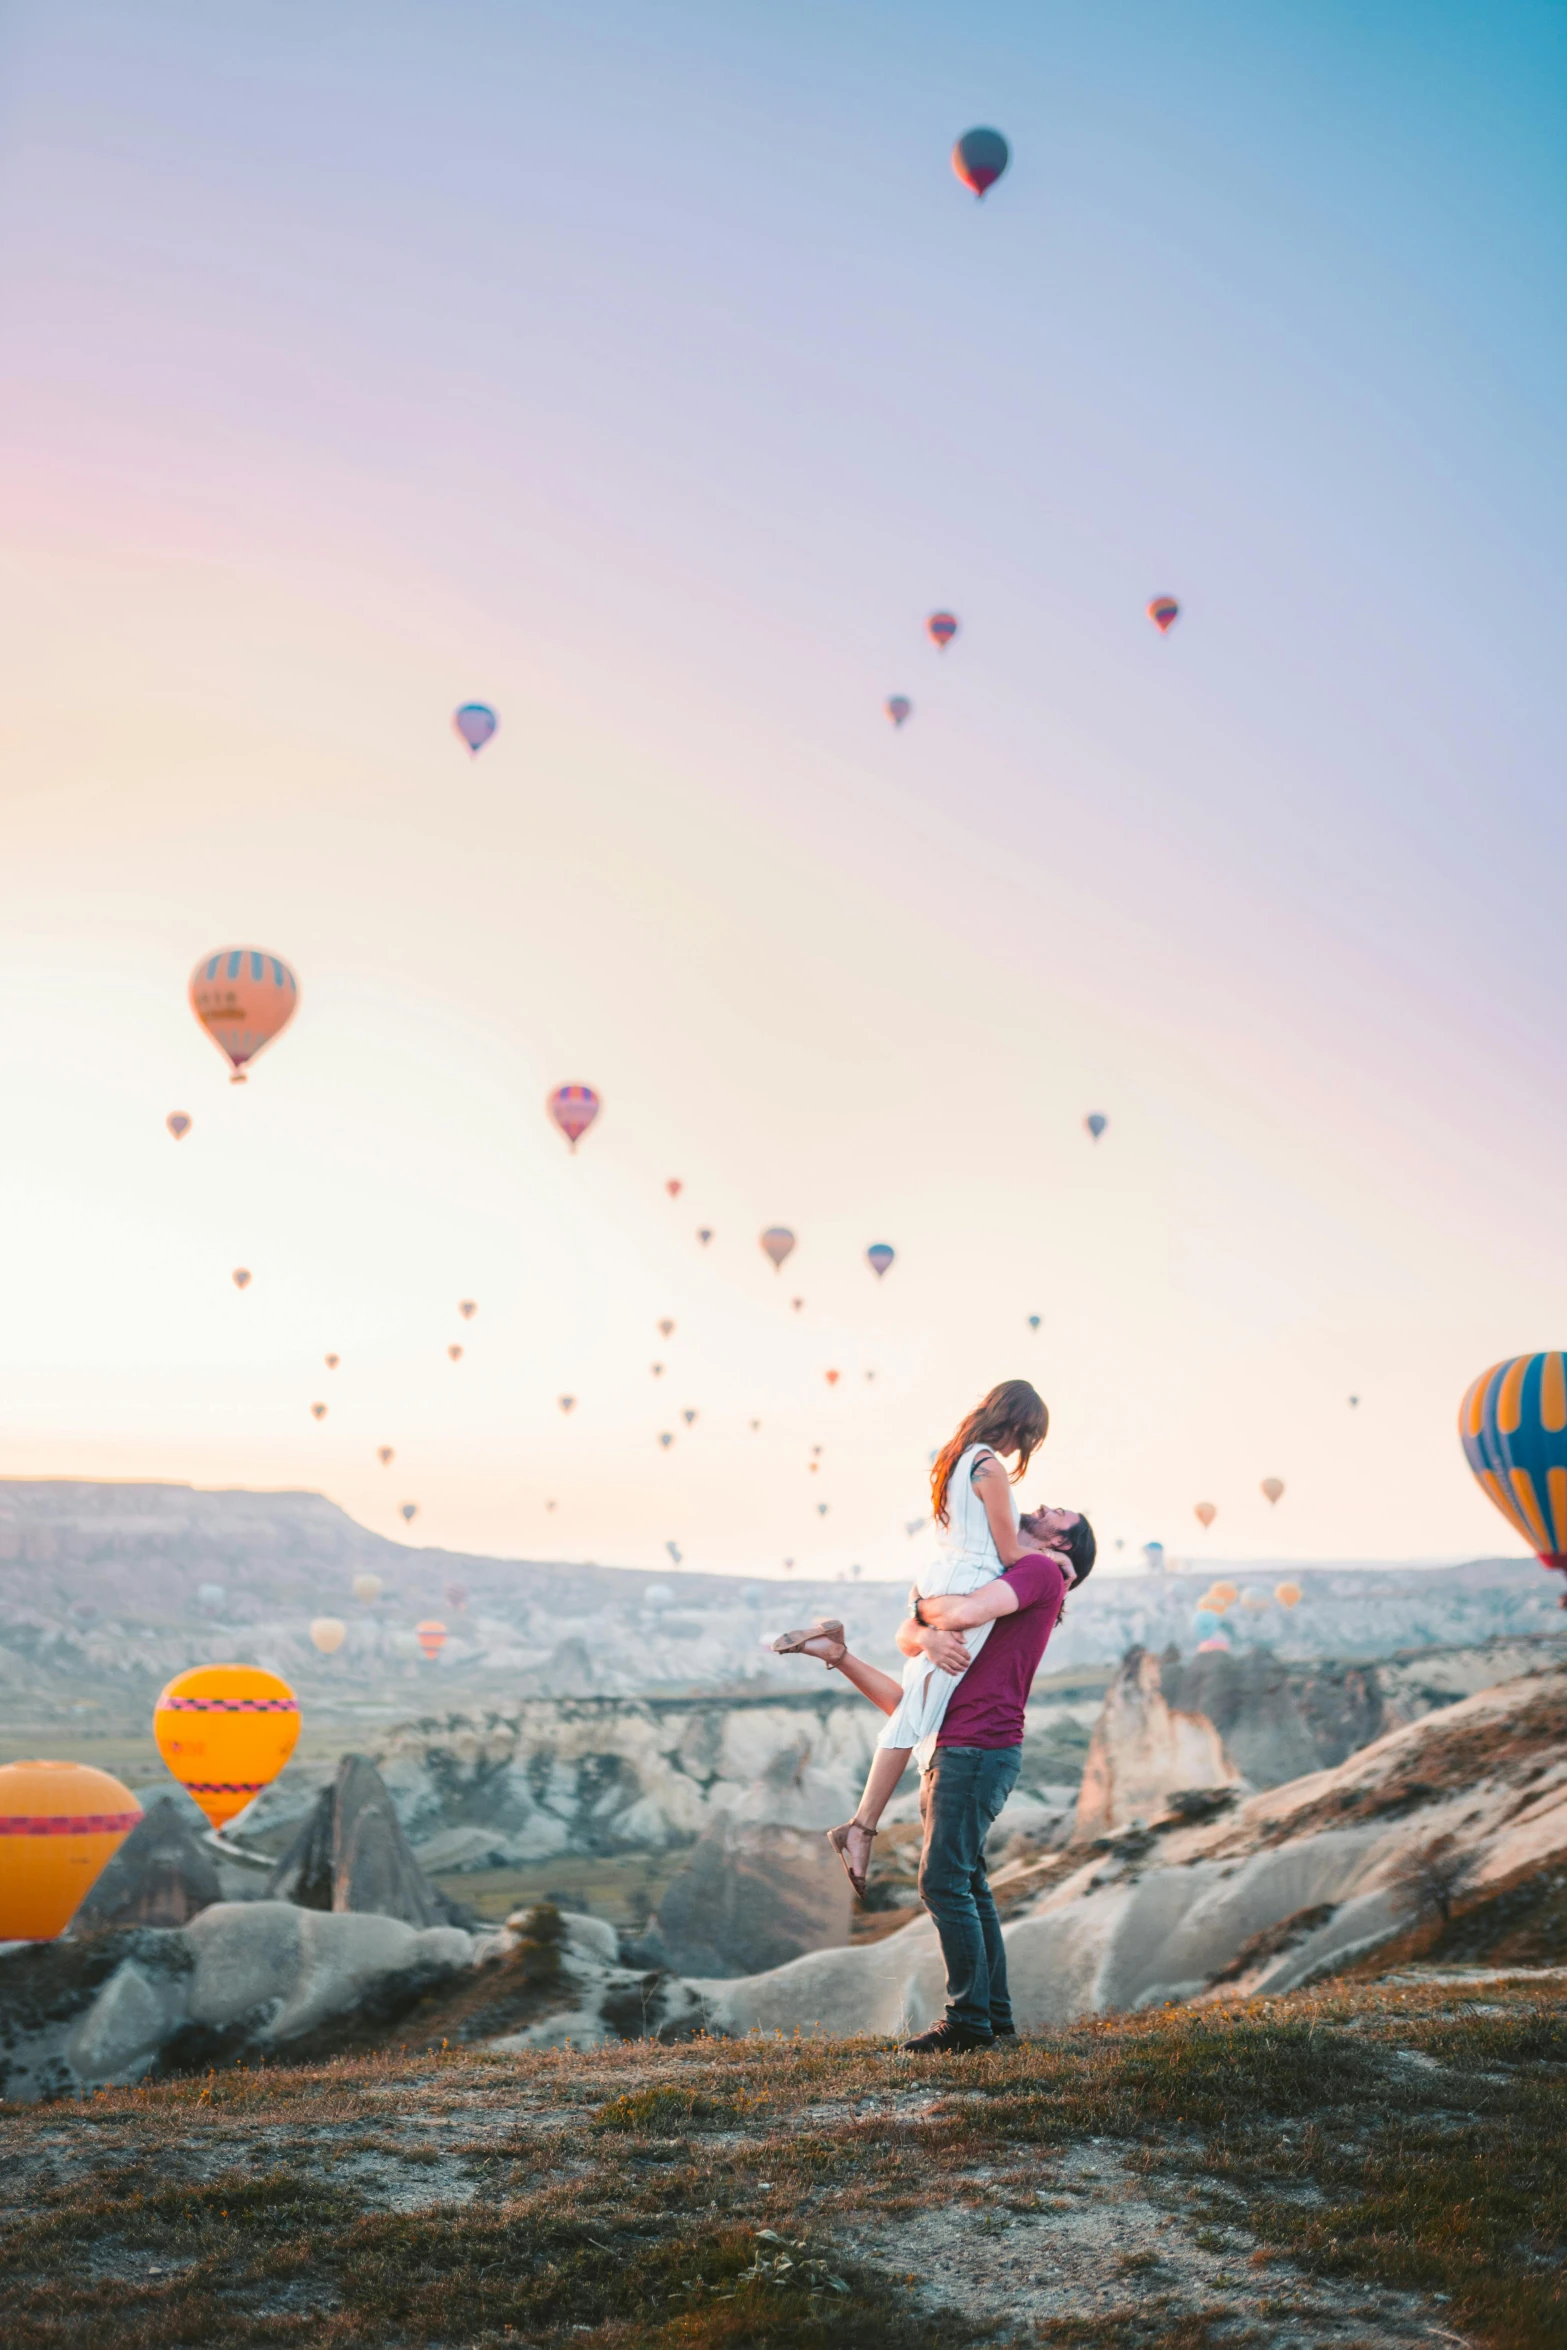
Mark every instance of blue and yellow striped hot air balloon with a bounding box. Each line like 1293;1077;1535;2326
1460;1354;1567;1582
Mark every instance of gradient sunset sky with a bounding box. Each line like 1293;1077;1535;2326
0;1;1563;1578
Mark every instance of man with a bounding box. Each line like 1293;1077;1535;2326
895;1505;1095;2053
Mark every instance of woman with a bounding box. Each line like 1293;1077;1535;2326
772;1378;1054;1896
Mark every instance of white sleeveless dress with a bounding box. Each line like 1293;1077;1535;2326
877;1441;1012;1770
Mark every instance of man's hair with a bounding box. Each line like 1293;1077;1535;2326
1063;1515;1097;1586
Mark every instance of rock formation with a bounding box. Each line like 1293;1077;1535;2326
265;1754;455;1926
650;1745;854;1975
72;1797;221;1933
1074;1648;1240;1838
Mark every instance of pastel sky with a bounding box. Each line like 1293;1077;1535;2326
0;1;1562;1580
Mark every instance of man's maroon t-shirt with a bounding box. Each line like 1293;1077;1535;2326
936;1552;1068;1751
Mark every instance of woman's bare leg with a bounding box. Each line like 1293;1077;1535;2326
827;1644;905;1717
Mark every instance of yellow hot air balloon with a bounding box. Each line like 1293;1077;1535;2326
0;1760;142;1939
310;1618;347;1655
1275;1581;1302;1609
1193;1502;1217;1529
153;1664;300;1831
1261;1477;1285;1505
352;1573;382;1604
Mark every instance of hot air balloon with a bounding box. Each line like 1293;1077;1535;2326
750;1418;761;1431
325;1353;339;1370
454;703;497;755
1143;1541;1166;1573
811;1445;823;1457
1148;597;1180;634
1460;1354;1567;1584
682;1407;698;1426
1193;1608;1223;1641
927;612;958;650
866;1243;895;1279
448;1345;463;1362
658;1432;674;1449
401;1502;419;1523
809;1461;819;1474
1260;1478;1285;1506
1085;1114;1108;1141
825;1369;840;1387
1197;1633;1231;1654
658;1319;676;1338
310;1618;346;1655
952;126;1010;198
1194;1502;1217;1529
190;949;299;1084
1240;1588;1269;1611
153;1664;300;1831
666;1179;683;1198
459;1300;477;1320
697;1228;713;1247
817;1502;830;1517
196;1583;225;1615
548;1085;600;1151
310;1402;327;1420
0;1761;142;1939
166;1113;191;1141
559;1395;576;1414
1028;1314;1041;1332
791;1297;805;1313
232;1268;251;1290
651;1362;665;1377
377;1446;394;1465
665;1541;681;1566
445;1583;470;1613
415;1619;448;1662
761;1227;796;1271
885;696;912;728
352;1574;382;1604
545;1498;557;1510
1209;1581;1239;1611
1275;1581;1302;1609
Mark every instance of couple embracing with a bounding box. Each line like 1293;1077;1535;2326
771;1379;1095;2055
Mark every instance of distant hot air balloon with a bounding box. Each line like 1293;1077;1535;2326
682;1407;698;1426
190;949;299;1084
809;1461;819;1474
658;1319;676;1339
651;1362;665;1377
545;1497;558;1510
376;1446;394;1466
1147;597;1180;635
666;1179;683;1198
791;1297;805;1313
401;1502;418;1523
749;1419;761;1432
1260;1478;1285;1506
1240;1588;1269;1611
1143;1541;1166;1573
325;1354;339;1370
166;1113;191;1141
825;1369;840;1387
866;1243;895;1279
952;126;1010;198
310;1618;346;1655
454;703;497;755
927;611;958;650
1460;1354;1567;1585
1197;1633;1231;1654
448;1345;463;1362
445;1582;469;1611
1194;1502;1217;1529
232;1268;251;1290
697;1228;713;1247
1348;1394;1359;1408
1193;1608;1223;1641
1275;1581;1302;1609
658;1432;674;1449
310;1402;327;1421
1027;1314;1041;1332
812;1445;823;1457
760;1227;796;1271
196;1583;225;1615
548;1085;600;1151
885;696;912;728
0;1761;142;1939
415;1619;447;1661
817;1502;830;1516
665;1541;681;1566
1208;1581;1239;1611
1085;1114;1108;1141
352;1574;382;1604
558;1395;576;1415
459;1300;477;1320
153;1664;300;1831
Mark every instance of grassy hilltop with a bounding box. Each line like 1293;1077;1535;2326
2;1976;1563;2350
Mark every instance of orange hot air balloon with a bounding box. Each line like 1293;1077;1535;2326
324;1353;340;1369
310;1402;327;1421
1275;1581;1302;1609
190;948;299;1084
448;1344;463;1362
0;1760;142;1939
1147;597;1180;634
415;1619;447;1661
1261;1477;1285;1505
153;1664;300;1831
166;1112;191;1141
1194;1502;1217;1529
1208;1580;1239;1611
310;1618;346;1655
232;1268;251;1290
760;1227;796;1271
825;1369;840;1386
352;1573;382;1604
459;1299;478;1320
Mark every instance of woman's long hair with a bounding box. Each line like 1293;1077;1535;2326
930;1380;1048;1526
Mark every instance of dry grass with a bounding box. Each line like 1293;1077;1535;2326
1;1979;1562;2347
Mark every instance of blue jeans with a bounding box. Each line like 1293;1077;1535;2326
918;1743;1022;2035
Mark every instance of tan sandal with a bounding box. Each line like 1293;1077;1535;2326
768;1619;845;1665
827;1819;877;1900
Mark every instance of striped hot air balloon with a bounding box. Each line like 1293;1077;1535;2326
415;1619;448;1661
927;612;958;650
0;1761;142;1939
951;127;1010;198
866;1243;895;1279
1148;597;1180;634
885;696;912;728
153;1665;300;1831
548;1084;600;1150
1460;1353;1567;1582
189;949;299;1083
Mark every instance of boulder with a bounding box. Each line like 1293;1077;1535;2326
651;1745;854;1975
73;1797;222;1934
266;1753;451;1926
1074;1647;1240;1838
